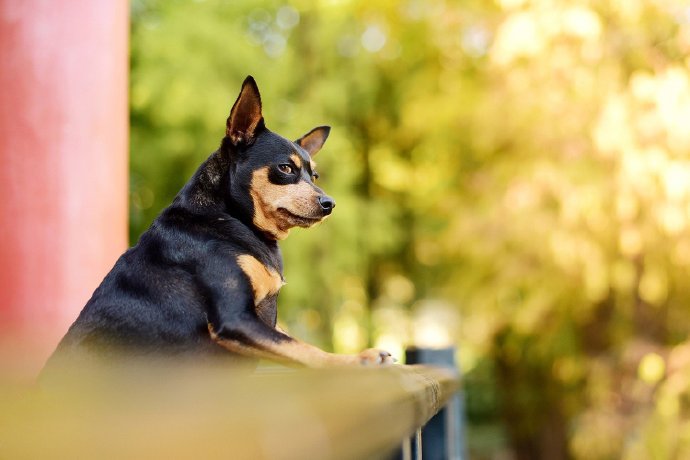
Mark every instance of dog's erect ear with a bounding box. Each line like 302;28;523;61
226;76;264;146
295;126;331;157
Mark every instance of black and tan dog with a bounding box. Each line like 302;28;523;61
46;76;393;369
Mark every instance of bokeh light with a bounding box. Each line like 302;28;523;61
126;0;690;457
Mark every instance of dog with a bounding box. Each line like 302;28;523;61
45;76;393;370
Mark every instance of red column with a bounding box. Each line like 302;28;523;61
0;1;129;378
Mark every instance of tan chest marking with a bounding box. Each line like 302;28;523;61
237;255;283;305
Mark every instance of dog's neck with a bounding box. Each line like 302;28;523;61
177;150;229;213
176;148;279;245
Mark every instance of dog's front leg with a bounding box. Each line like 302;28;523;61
201;259;393;367
208;317;393;367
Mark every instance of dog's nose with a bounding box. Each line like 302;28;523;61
318;195;336;214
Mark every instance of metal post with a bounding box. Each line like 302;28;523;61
399;428;423;460
405;346;466;460
0;1;129;378
414;427;423;459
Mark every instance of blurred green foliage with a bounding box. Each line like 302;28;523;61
130;0;690;458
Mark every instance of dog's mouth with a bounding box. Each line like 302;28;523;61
277;208;324;227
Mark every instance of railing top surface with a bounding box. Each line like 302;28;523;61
1;362;459;459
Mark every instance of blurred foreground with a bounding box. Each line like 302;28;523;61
1;360;457;460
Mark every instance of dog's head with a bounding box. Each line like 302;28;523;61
224;76;335;240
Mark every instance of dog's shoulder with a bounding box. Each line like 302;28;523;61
147;204;282;277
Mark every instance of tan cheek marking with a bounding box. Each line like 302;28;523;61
237;255;283;305
290;154;302;169
249;168;322;239
250;168;290;240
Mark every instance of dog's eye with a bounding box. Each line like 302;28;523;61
278;164;294;175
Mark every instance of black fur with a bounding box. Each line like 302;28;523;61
44;76;333;369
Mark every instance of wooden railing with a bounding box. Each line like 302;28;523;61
1;361;460;459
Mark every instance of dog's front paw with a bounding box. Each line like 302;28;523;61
358;348;396;366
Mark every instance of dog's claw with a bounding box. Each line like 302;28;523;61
358;348;396;366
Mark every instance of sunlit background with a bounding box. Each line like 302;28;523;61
129;0;690;458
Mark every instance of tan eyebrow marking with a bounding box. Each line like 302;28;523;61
290;154;302;169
